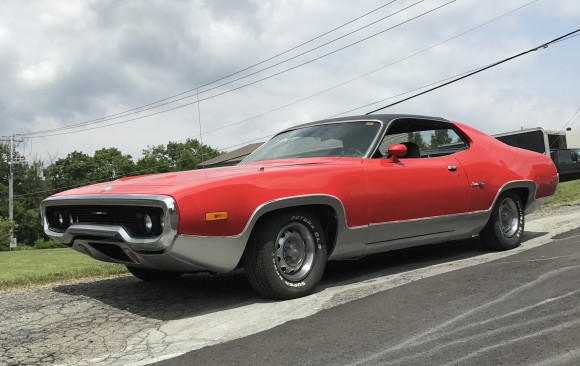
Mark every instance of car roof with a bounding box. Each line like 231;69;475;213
278;114;451;134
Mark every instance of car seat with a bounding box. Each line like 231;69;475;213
401;142;420;158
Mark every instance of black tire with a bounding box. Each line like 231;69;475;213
244;210;328;300
126;266;183;282
480;192;524;251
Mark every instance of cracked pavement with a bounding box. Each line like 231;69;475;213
1;203;579;366
0;272;255;366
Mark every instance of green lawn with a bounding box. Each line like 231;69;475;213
0;248;127;291
546;179;580;205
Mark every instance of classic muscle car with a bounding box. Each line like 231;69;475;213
41;114;559;299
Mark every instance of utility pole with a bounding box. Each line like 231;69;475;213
2;135;24;251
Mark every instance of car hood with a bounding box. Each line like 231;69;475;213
52;157;357;197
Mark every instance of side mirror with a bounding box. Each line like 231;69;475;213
387;144;407;162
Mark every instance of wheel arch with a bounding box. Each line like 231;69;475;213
492;180;536;212
240;195;346;262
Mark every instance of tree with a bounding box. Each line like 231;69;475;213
44;151;95;191
407;132;428;149
91;148;135;181
136;138;222;174
0;214;18;251
0;217;16;251
430;129;453;149
1;143;48;247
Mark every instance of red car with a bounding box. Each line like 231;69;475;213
41;114;558;299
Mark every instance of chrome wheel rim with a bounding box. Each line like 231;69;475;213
274;222;315;281
499;197;519;238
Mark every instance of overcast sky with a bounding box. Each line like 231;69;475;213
1;0;579;163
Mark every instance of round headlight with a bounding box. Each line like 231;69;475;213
144;213;153;233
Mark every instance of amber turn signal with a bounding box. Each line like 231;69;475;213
205;212;228;221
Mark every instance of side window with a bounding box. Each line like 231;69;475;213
376;122;468;158
556;151;573;165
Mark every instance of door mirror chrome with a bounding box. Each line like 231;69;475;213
387;144;407;163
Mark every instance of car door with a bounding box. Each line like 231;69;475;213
364;155;471;247
364;121;470;252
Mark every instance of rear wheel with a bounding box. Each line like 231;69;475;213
244;210;327;299
480;192;524;250
126;266;183;281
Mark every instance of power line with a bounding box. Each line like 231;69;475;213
13;21;580;199
13;66;487;178
18;1;401;138
23;0;455;138
561;107;580;130
548;106;580;149
24;0;544;168
364;28;580;115
327;65;485;118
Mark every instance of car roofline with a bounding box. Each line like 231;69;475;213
277;114;450;134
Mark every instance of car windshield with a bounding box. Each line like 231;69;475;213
243;121;382;163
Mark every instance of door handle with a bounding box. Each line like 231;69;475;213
447;165;457;171
471;181;485;188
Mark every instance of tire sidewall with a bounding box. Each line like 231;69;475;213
492;193;524;248
257;211;327;299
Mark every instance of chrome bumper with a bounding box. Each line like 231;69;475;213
41;194;245;273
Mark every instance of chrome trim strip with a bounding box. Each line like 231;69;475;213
367;209;486;227
366;230;455;245
364;211;489;256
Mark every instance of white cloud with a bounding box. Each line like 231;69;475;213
18;60;58;87
0;0;579;163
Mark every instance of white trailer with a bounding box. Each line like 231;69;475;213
493;127;567;155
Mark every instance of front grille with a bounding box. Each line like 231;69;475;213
46;205;164;238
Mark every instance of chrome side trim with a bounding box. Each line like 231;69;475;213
367;210;484;227
365;211;489;255
41;194;179;252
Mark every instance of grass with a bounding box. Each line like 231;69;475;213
546;179;580;206
0;248;127;291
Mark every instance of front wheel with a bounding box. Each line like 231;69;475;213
480;192;524;250
126;266;183;282
244;211;328;299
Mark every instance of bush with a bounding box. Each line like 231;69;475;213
33;238;66;249
0;217;18;252
12;239;65;251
